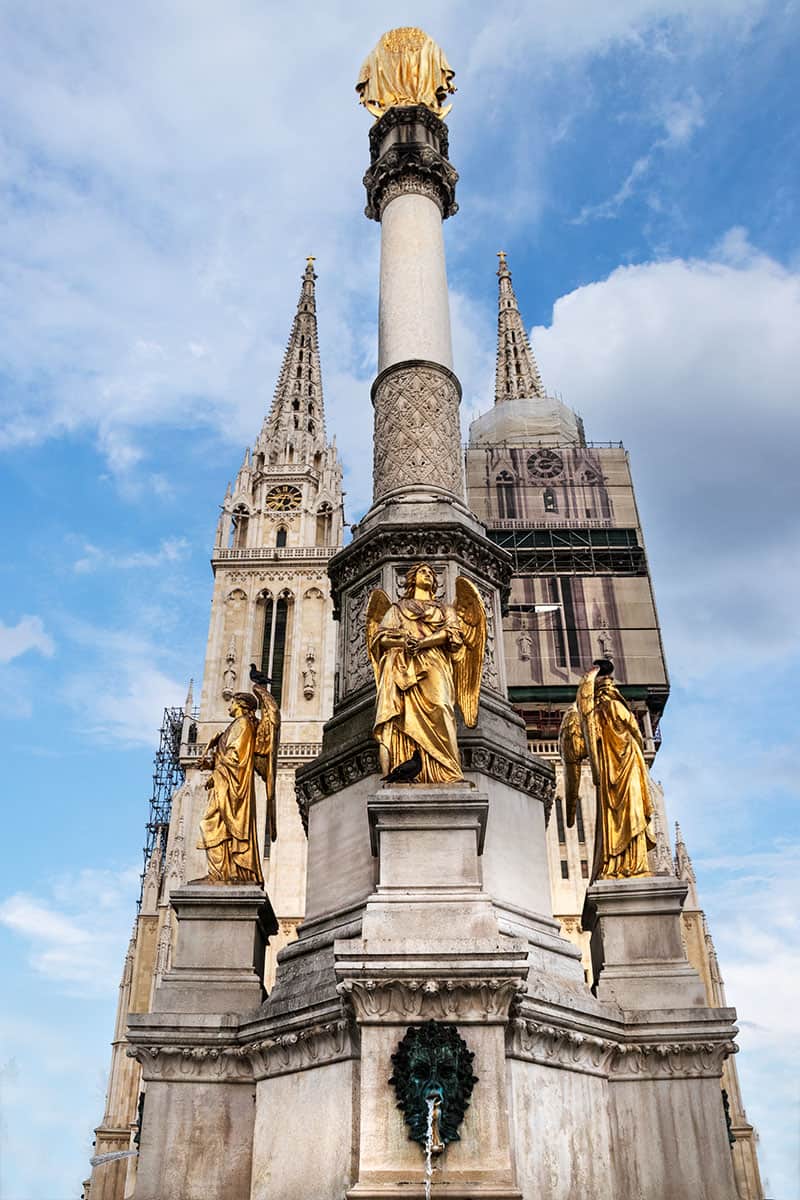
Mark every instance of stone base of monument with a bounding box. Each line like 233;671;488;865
126;884;278;1200
329;785;526;1199
152;882;277;1014
582;875;706;1009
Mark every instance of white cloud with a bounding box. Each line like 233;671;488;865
59;623;186;745
0;616;55;663
0;866;140;995
74;535;189;574
531;237;800;677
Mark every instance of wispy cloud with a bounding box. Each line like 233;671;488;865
0;616;54;663
74;535;189;574
0;865;140;996
573;87;706;223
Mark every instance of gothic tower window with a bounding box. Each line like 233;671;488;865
316;502;333;546
543;488;557;513
496;471;516;519
276;526;287;548
259;590;293;708
230;504;249;549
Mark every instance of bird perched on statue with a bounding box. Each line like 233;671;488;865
249;663;272;688
382;747;422;784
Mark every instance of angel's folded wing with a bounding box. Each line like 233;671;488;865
252;682;281;844
365;589;392;686
558;706;586;828
453;576;487;728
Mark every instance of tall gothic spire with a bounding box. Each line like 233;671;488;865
258;257;327;459
495;251;546;404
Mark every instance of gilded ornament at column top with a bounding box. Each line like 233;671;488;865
356;27;456;119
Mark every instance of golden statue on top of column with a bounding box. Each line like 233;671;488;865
356;28;456;119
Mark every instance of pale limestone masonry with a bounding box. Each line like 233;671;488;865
86;260;343;1200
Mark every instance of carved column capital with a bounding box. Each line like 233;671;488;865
364;106;458;221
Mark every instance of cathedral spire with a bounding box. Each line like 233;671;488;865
495;251;546;404
258;257;326;460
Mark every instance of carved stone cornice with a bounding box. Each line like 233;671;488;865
337;977;526;1024
611;1038;738;1081
506;1018;738;1081
327;522;514;619
364;106;457;221
127;1043;253;1084
294;735;553;831
247;1017;357;1079
507;1018;617;1078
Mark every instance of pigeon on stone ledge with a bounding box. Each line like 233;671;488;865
249;663;273;688
382;747;422;784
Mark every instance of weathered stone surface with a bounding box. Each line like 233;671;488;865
584;876;708;1010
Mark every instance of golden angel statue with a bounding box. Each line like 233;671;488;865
559;659;655;881
356;27;456;120
196;674;280;885
366;562;485;784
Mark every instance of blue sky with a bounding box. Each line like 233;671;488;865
1;2;798;1196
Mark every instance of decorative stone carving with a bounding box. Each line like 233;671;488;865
154;911;173;987
296;744;381;832
337;977;526;1023
329;524;514;619
474;580;501;691
127;1043;254;1084
248;1018;356;1079
372;363;464;501
611;1039;738;1081
345;574;381;693
364;106;458;221
302;644;317;699
506;1018;737;1082
389;1022;478;1152
222;636;237;700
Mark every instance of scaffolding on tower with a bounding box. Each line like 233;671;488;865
138;706;185;910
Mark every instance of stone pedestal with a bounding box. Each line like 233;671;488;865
153;882;277;1014
583;876;706;1010
126;884;278;1200
332;785;526;1200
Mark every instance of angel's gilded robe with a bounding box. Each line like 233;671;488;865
197;713;264;886
372;598;465;783
578;674;654;879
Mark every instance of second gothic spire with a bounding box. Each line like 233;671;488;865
495;252;546;404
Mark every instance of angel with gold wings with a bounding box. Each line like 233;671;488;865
196;674;280;886
559;659;655;882
366;562;486;784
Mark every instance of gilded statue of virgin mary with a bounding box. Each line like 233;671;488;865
356;27;456;119
366;562;485;783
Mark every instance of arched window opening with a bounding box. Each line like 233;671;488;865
230;504;249;549
316;502;333;546
308;402;314;415
544;488;557;513
260;592;292;708
313;452;322;470
276;526;287;548
296;365;302;379
308;420;315;434
299;335;305;348
496;471;516;519
287;445;294;463
307;383;313;396
292;398;300;411
293;415;300;429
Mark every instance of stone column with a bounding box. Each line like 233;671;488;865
364;105;463;505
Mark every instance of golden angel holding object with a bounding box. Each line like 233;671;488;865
559;659;655;882
196;679;280;886
366;562;486;784
356;27;456;120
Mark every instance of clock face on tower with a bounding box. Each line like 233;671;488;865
527;450;563;480
265;485;302;512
